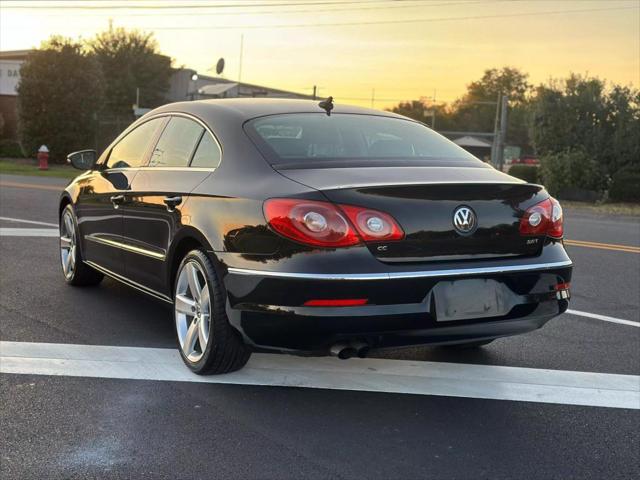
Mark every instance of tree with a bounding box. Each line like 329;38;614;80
88;28;173;117
17;37;104;162
389;67;532;149
465;67;530;103
606;85;640;172
531;75;639;175
451;67;531;147
388;100;456;130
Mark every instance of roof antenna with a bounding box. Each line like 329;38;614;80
318;96;334;116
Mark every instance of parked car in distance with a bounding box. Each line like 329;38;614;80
512;155;540;165
60;99;572;374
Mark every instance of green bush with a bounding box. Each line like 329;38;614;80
508;165;539;183
539;149;608;197
0;139;26;158
609;166;640;203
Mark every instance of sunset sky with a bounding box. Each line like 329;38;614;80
1;0;638;107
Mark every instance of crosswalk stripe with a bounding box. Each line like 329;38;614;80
0;228;58;237
1;341;638;409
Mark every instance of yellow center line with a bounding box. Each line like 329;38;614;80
0;181;63;192
564;239;640;254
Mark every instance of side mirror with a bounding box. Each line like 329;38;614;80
67;150;97;170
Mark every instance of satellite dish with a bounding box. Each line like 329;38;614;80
216;58;225;75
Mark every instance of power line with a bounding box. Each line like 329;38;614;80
1;0;467;9
113;5;639;30
8;0;488;17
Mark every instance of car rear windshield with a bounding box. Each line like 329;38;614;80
245;113;481;167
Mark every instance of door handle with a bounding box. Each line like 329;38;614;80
110;194;125;209
163;195;182;211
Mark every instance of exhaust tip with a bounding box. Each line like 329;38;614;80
350;340;370;358
338;347;357;360
356;346;370;358
330;342;357;360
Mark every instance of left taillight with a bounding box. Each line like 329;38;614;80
339;205;404;242
264;198;361;247
519;197;564;239
263;198;404;247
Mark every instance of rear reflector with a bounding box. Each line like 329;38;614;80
304;298;368;307
555;282;571;300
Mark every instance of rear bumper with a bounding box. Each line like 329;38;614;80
221;258;573;353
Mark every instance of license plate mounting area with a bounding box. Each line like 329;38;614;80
432;278;511;322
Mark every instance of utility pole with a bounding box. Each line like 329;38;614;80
496;94;508;171
238;34;244;83
312;85;317;100
490;93;501;166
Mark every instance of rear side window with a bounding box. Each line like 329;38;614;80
246;113;479;166
106;118;164;169
190;132;221;168
149;117;204;168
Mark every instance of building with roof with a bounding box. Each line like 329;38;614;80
452;135;493;161
166;68;313;104
0;50;30;141
0;50;315;141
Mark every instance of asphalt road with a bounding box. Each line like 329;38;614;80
1;173;639;479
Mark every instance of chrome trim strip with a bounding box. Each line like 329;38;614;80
84;260;172;304
85;235;165;260
136;166;215;172
310;180;524;188
227;260;573;281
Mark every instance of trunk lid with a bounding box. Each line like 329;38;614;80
278;165;547;262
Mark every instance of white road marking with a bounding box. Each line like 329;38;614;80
1;341;638;409
0;228;58;237
0;216;58;227
566;309;639;327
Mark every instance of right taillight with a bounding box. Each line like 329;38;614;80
519;197;563;239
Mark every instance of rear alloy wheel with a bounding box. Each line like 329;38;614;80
174;249;250;374
59;205;103;286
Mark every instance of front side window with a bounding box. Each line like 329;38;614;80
149;117;204;168
247;113;480;166
190;132;221;168
106;118;164;169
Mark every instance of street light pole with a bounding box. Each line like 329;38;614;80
238;34;244;83
497;94;509;171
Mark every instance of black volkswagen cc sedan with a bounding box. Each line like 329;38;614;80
60;98;572;374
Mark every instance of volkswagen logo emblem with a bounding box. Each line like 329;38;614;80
453;206;477;235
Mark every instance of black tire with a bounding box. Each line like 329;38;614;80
444;339;495;349
174;249;251;375
60;204;104;286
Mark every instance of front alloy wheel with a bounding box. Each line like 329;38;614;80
60;208;77;280
59;204;103;286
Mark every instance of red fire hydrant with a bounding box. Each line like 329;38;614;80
37;145;49;170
